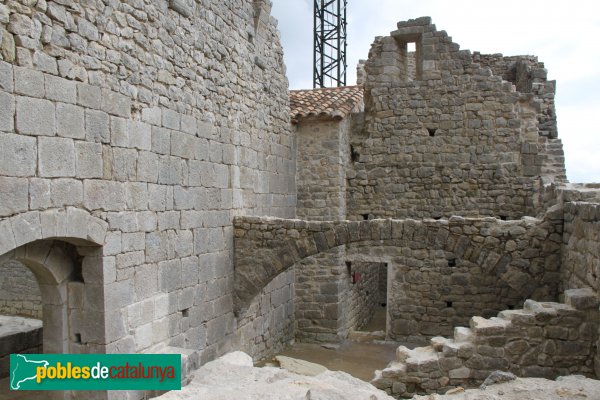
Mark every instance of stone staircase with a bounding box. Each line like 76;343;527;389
539;137;568;183
372;288;599;397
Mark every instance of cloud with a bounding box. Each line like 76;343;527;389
271;0;600;182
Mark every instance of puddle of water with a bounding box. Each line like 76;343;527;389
258;340;401;382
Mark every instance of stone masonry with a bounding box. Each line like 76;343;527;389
348;17;561;220
0;260;42;318
1;4;600;400
371;288;599;397
0;1;295;398
233;211;563;342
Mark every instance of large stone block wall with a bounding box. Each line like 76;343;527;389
0;260;42;319
0;0;296;371
347;17;558;220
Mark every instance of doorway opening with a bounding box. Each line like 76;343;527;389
348;262;388;334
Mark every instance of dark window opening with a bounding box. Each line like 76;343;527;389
74;333;82;344
433;216;441;220
446;301;453;308
508;305;515;310
362;214;369;220
350;145;360;162
500;215;507;221
427;128;437;137
448;258;456;268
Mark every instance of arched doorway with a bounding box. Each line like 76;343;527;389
0;209;109;399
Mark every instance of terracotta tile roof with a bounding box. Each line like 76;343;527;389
290;86;364;123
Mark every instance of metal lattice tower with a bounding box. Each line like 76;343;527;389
313;0;347;88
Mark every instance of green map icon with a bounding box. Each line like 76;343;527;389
10;354;49;390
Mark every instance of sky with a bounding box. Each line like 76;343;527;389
271;0;600;183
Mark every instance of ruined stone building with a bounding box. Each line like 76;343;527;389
0;1;598;399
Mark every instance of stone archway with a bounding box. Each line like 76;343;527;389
0;208;108;355
233;215;559;315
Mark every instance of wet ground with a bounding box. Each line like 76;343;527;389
259;340;400;382
258;305;401;382
359;306;387;332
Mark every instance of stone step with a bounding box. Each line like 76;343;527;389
441;340;475;359
453;326;473;343
469;316;510;335
397;345;437;362
381;361;407;378
564;288;600;310
497;309;536;324
402;346;440;373
430;336;452;351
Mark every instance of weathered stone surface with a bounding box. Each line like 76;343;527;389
75;141;102;178
0;92;14;131
0;177;28;217
0;133;36;177
45;75;76;104
38;137;75;177
85;109;110;143
56;103;85;139
157;351;394;400
275;355;328;376
14;66;44;98
16;97;55;136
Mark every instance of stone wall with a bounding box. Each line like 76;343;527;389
296;118;349;221
0;0;296;373
294;248;348;343
345;211;563;342
234;211;563;342
562;200;600;376
347;17;563;220
473;52;557;139
372;289;599;397
0;260;42;319
562;202;600;295
238;268;295;360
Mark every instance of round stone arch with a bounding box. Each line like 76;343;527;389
234;217;543;314
0;208;108;354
